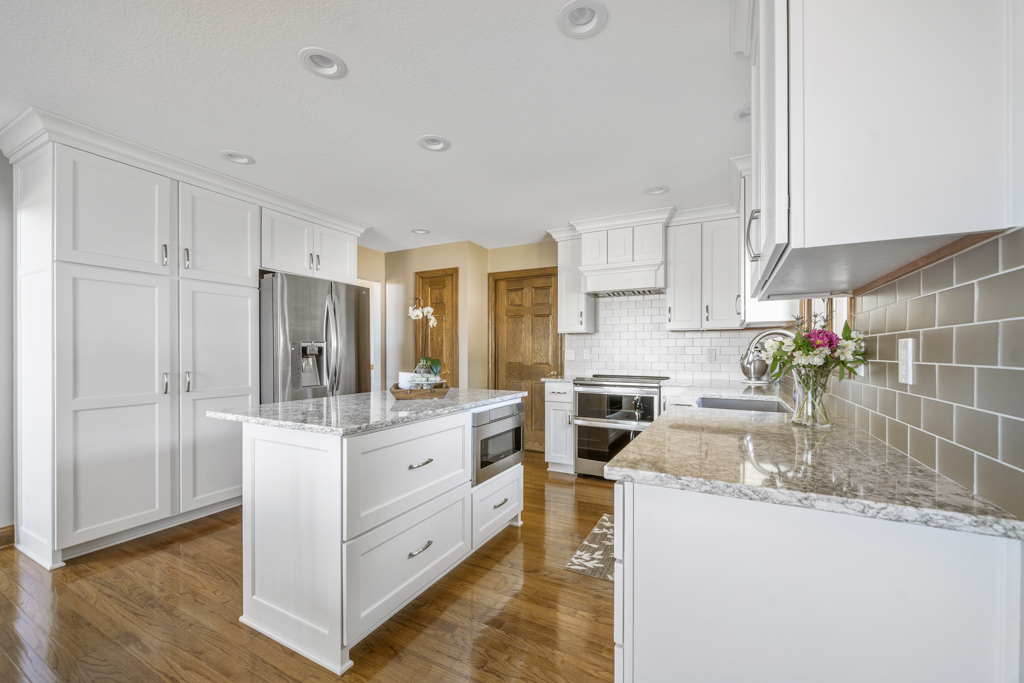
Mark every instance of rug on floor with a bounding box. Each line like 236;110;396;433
565;514;615;583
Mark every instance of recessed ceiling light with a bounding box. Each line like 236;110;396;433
412;229;430;234
220;150;255;165
733;104;752;122
298;47;347;79
417;135;450;152
557;1;608;39
644;186;670;195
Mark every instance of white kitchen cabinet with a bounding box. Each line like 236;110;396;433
744;0;1022;299
179;280;259;512
179;183;260;288
544;382;574;473
555;237;596;333
702;218;742;329
665;224;703;331
313;224;357;284
55;145;172;275
54;263;173;549
632;223;664;263
261;208;315;275
607;227;633;265
580;230;608;267
471;464;524;548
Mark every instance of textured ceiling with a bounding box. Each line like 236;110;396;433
0;0;750;251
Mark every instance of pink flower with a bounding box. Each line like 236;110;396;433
805;329;841;350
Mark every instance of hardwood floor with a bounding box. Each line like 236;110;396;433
0;451;615;682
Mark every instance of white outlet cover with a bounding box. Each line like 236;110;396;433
898;338;915;385
583;348;591;360
565;349;575;361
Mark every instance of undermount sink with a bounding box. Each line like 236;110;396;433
695;397;793;414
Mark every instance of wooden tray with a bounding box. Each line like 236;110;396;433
389;383;450;400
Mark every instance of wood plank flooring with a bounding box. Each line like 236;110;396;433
0;451;615;682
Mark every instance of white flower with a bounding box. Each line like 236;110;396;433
782;341;796;352
428;316;438;328
836;339;857;362
422;306;434;316
408;306;423;320
851;330;864;341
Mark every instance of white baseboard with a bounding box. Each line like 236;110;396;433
547;462;575;475
239;616;353;676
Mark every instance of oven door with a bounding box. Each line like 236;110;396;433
573;418;650;477
474;413;525;485
574;385;660;423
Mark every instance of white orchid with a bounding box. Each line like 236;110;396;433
408;306;423;320
422;306;434;316
428;316;438;328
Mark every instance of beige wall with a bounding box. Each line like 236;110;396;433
487;239;557;273
357;245;385;282
467;242;490;389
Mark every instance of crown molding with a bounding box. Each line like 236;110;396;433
667;203;738;226
569;207;675;233
0;107;371;237
547;227;580;242
729;154;752;173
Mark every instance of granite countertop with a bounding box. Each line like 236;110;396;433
605;403;1024;540
207;388;527;437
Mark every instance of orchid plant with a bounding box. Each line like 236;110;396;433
760;313;867;428
408;303;441;376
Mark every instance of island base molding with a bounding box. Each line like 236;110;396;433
613;481;1022;683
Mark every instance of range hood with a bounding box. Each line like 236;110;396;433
569;207;674;297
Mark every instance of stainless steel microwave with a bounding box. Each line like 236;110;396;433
472;403;525;485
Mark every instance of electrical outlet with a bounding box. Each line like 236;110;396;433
706;348;717;363
898;338;915;385
583;348;591;360
565;349;575;361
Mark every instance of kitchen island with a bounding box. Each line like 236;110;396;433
207;388;526;674
606;396;1024;683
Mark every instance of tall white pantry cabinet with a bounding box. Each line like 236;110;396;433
1;109;368;569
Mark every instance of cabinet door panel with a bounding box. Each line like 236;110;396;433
261;208;314;275
607;227;634;265
558;239;583;332
55;263;171;549
179;184;260;287
55;146;171;274
314;225;357;284
633;223;664;262
580;231;607;266
665;224;702;331
180;280;258;511
545;403;573;466
702;218;742;329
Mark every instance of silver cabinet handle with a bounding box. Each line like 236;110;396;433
309;253;314;270
493;498;509;510
705;305;709;321
745;209;761;261
162;373;169;394
185;371;192;393
550;391;566;394
408;458;434;470
668;306;672;322
184;248;190;269
162;244;168;266
735;294;741;315
408;540;433;558
579;310;583;325
316;254;321;271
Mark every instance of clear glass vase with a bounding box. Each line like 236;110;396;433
791;369;832;429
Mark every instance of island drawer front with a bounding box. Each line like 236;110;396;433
471;464;523;548
342;482;471;644
343;412;471;540
544;382;573;403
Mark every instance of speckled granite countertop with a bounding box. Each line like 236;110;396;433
207;388;526;437
605;401;1024;540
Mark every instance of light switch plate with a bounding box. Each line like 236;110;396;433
898;338;915;385
565;349;575;361
583;348;591;360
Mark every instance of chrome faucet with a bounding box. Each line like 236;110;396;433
740;329;796;383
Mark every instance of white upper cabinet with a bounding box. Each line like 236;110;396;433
179;184;260;287
633;223;664;263
607;227;633;265
743;0;1022;299
55;145;171;275
580;230;608;267
261;208;315;275
555;237;596;333
665;224;703;331
701;218;742;329
54;263;172;549
179;280;258;512
314;224;358;285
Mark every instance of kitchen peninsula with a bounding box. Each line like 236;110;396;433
207;388;526;675
607;396;1024;683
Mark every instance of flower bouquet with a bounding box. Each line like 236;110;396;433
760;315;866;428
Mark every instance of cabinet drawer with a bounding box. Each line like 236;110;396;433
343;412;470;540
471;465;523;548
544;382;573;403
343;483;471;644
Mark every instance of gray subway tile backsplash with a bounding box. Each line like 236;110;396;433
841;228;1023;519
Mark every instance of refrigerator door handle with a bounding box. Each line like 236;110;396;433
325;285;341;394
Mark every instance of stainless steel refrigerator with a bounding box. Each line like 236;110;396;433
260;272;370;403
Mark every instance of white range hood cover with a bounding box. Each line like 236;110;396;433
568;207;675;296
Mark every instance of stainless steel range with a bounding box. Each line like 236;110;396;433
573;375;667;477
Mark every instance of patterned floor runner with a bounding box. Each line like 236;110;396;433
565;514;614;583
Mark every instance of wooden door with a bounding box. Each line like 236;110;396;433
261;208;315;275
314;224;357;284
55;145;171;275
492;269;560;452
54;262;172;549
414;268;459;387
179;279;259;512
179;183;260;287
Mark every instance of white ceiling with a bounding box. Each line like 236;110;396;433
0;0;750;252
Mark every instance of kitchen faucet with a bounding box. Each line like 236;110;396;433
740;329;796;384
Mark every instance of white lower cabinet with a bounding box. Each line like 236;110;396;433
54;263;173;549
179;280;259;512
471;464;524;548
544;382;574;472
